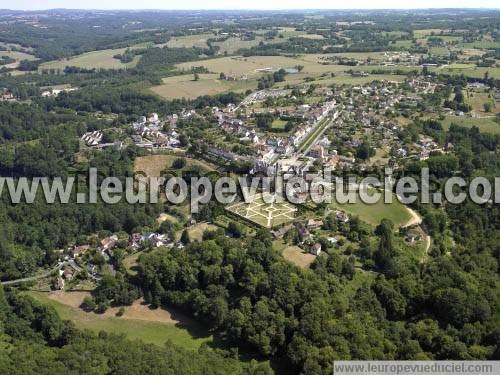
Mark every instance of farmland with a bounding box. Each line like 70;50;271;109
39;47;141;71
151;73;256;99
166;33;214;49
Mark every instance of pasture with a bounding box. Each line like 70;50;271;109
166;33;214;49
150;73;256;99
39;47;141;71
441;116;500;134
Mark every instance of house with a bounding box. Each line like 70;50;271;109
101;235;118;251
307;219;323;229
335;210;349;223
327;237;338;245
308;144;325;160
295;223;311;242
71;244;90;257
53;277;65;290
148;113;159;123
62;266;75;280
309;242;322;256
271;224;294;239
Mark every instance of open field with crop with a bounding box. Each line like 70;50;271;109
39;47;141;71
150;73;256;99
28;291;212;350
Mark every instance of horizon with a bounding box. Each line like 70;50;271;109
4;2;500;11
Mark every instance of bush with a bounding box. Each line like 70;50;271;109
81;296;96;311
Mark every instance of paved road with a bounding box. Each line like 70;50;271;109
1;260;82;286
1;263;64;286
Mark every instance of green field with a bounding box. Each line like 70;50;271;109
39;47;141;71
441;115;500;134
331;191;413;228
166;33;214;49
150;73;256;99
28;291;212;350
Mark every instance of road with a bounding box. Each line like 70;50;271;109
1;260;82;286
298;112;338;155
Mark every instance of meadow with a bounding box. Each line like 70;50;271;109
166;33;214;49
150;73;256;99
28;291;212;350
39;47;141;71
441;115;500;134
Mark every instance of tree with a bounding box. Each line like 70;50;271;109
172;157;187;169
180;229;190;245
80;296;96;312
193;73;200;81
483;102;492;112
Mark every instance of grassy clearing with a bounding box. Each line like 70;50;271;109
413;29;446;38
271;119;287;130
150;73;256;99
166;33;214;49
28;291;212;350
133;154;215;177
213;37;265;54
331;192;412;228
441;116;500;134
1;50;37;66
180;222;219;241
439;66;500;80
39;47;141;71
282;246;316;269
466;91;499;115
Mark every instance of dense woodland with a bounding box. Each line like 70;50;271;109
0;286;266;374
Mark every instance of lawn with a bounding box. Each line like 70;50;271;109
185;222;219;241
28;291;212;350
330;191;413;228
281;245;316;269
441;115;500;134
150;73;256;100
271;119;287;130
39;47;141;71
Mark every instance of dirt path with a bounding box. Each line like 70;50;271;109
402;206;423;227
401;206;432;262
